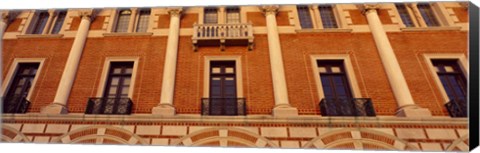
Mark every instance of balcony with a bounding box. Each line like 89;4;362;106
201;98;246;116
445;98;467;118
319;98;376;117
85;97;133;115
2;96;30;113
192;23;254;51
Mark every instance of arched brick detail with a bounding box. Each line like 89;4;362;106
1;125;30;143
172;127;278;148
51;125;148;145
302;128;419;151
446;134;469;152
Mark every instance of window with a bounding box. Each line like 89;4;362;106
202;57;245;116
395;4;415;27
432;60;467;117
205;61;239;115
226;7;240;24
318;5;338;28
297;5;314;29
104;62;134;99
317;60;352;100
417;3;440;27
50;11;67;34
28;10;67;34
86;62;134;115
135;9;151;32
30;11;49;34
204;8;218;24
313;58;375;116
3;63;40;113
115;9;132;32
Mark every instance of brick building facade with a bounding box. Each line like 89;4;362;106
0;2;470;152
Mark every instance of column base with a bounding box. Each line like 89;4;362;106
272;105;298;117
395;105;432;117
40;103;68;114
152;104;176;116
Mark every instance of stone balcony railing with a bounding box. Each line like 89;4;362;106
192;23;254;51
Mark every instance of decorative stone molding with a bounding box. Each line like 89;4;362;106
1;11;8;23
77;9;97;21
261;5;279;16
167;8;182;17
360;4;380;15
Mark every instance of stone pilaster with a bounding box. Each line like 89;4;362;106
362;4;431;117
41;9;96;114
152;8;182;116
261;5;298;117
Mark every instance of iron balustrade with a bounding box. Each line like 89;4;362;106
319;98;376;116
2;96;30;113
445;98;467;118
201;98;246;116
192;23;254;51
85;97;133;115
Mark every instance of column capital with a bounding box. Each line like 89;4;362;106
77;9;97;21
309;5;319;11
360;4;380;15
167;8;182;17
261;5;279;16
1;11;8;23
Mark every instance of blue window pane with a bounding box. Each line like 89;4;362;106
51;11;66;34
395;4;415;27
417;4;440;27
297;6;313;29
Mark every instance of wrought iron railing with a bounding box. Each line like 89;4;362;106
201;98;246;116
445;98;467;118
319;98;376;116
85;97;133;115
192;23;254;51
2;96;30;113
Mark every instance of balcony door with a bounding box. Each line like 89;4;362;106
209;61;237;115
3;63;39;113
101;62;133;114
317;60;354;115
432;60;467;117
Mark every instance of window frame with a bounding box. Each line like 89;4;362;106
110;8;152;33
423;54;468;103
296;5;315;29
317;5;339;29
133;8;151;32
203;56;243;98
394;3;447;28
25;10;67;35
310;55;362;101
96;57;139;99
1;58;46;101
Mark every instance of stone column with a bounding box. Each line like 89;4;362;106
41;10;95;114
362;4;431;117
262;6;298;117
152;8;182;116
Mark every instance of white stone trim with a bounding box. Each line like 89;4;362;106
310;54;363;100
423;53;468;103
203;56;244;98
1;58;46;101
95;57;140;99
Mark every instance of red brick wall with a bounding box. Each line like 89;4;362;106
158;14;170;29
69;16;105;31
67;36;168;113
378;9;393;24
349;10;368;25
173;36;275;114
2;38;74;112
5;18;22;32
247;12;266;26
388;31;468;116
180;13;198;28
452;7;468;23
279;33;398;115
276;11;290;26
